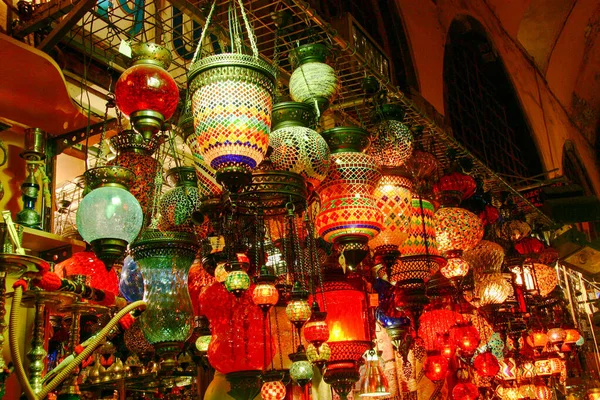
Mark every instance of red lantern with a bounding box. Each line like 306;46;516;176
424;352;449;381
474;352;500;377
514;237;545;256
114;43;179;138
435;171;477;201
188;258;215;316
450;321;480;354
54;251;119;296
535;383;552;400
419;309;465;351
527;331;549;350
546;327;566;345
564;328;581;344
303;304;329;347
452;382;479;400
479;204;499;226
199;282;275;374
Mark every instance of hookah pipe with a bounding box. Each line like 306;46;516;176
9;262;146;400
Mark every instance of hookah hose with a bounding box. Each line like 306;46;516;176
9;282;146;400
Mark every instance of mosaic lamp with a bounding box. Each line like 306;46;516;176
289;43;339;112
224;261;251;298
316;126;383;269
251;266;279;312
76;166;143;269
269;102;331;191
260;379;286;400
289;349;314;387
424;352;449;382
114;43;179;139
303;302;329;348
369;104;413;168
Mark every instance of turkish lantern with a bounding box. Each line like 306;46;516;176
114;43;179;139
418;309;464;351
435;170;477;201
315;127;383;268
452;382;479;400
397;197;446;288
77;166;143;268
564;328;581;344
435;206;484;255
450;321;480;354
515;237;545;256
158;166;202;233
463;240;505;277
289;43;339;112
252;273;279;313
535;383;552;400
260;380;286;400
303;303;329;347
369;104;414;168
441;257;470;280
269;102;331;191
474;273;513;307
546;327;566;345
424;352;449;381
189;36;276;192
474;352;500;377
527;331;549;351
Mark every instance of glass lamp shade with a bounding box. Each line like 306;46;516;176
189;53;276;191
435;207;484;253
498;358;517;381
474;274;513;307
303;318;330;347
285;299;312;325
449;322;480;354
307;342;331;365
369;171;413;250
252;282;279;309
119;255;144;302
499;220;532;242
399;198;442;258
547;327;566;344
289;358;314;387
463;240;505;277
260;380;286;400
158;167;202;233
535;384;553;400
435;171;477;201
108;130;161;228
115;63;178;120
224;270;251;297
474;352;500;377
316;127;383;256
195;335;212;352
424;353;449;381
369;107;413;168
77;166;143;268
532;263;558;297
518;361;536;381
418;309;464;351
289;43;339;111
192;153;223;198
130;230;198;346
440;257;470;279
269;126;331;190
514;237;545;255
452;382;479;400
77;185;143;243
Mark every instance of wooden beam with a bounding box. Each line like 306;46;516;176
37;0;97;53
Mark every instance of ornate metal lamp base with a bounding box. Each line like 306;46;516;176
91;238;127;270
336;236;370;271
130;110;165;141
216;166;252;194
154;341;183;372
323;367;360;400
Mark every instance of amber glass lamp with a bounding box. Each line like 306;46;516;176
252;266;279;313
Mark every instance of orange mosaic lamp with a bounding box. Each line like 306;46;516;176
316;126;383;269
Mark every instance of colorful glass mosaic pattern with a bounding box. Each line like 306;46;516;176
289;61;339;106
440;257;470;279
399;198;441;258
269;126;331;190
463;240;505;277
435;207;484;253
191;152;222;198
370;173;413;249
316;151;383;243
369;120;413;168
260;381;286;400
192;79;272;172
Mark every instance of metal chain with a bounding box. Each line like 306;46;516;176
191;0;217;63
235;0;258;57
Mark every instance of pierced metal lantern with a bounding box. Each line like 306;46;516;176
76;166;143;268
114;43;179;139
189;53;277;192
369;104;413;168
158;166;202;233
289;43;339;112
269;102;331;191
130;230;199;370
315;127;383;269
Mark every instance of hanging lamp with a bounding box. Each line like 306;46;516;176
188;0;276;192
114;42;179;139
315;126;383;270
76;166;143;268
368;103;413;168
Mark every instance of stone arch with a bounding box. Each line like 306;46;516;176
563;140;596;196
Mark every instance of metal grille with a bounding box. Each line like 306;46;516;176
56;0;552;225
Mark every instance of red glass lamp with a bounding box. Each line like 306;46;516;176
546;327;566;345
303;302;329;347
564;328;581;344
452;382;479;400
316;127;384;270
285;282;312;333
260;380;286;400
435;206;484;266
449;321;480;355
418;309;464;351
424;352;449;381
527;330;549;351
434;170;477;204
473;352;500;377
252;266;279;313
316;271;371;399
115;43;179;140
